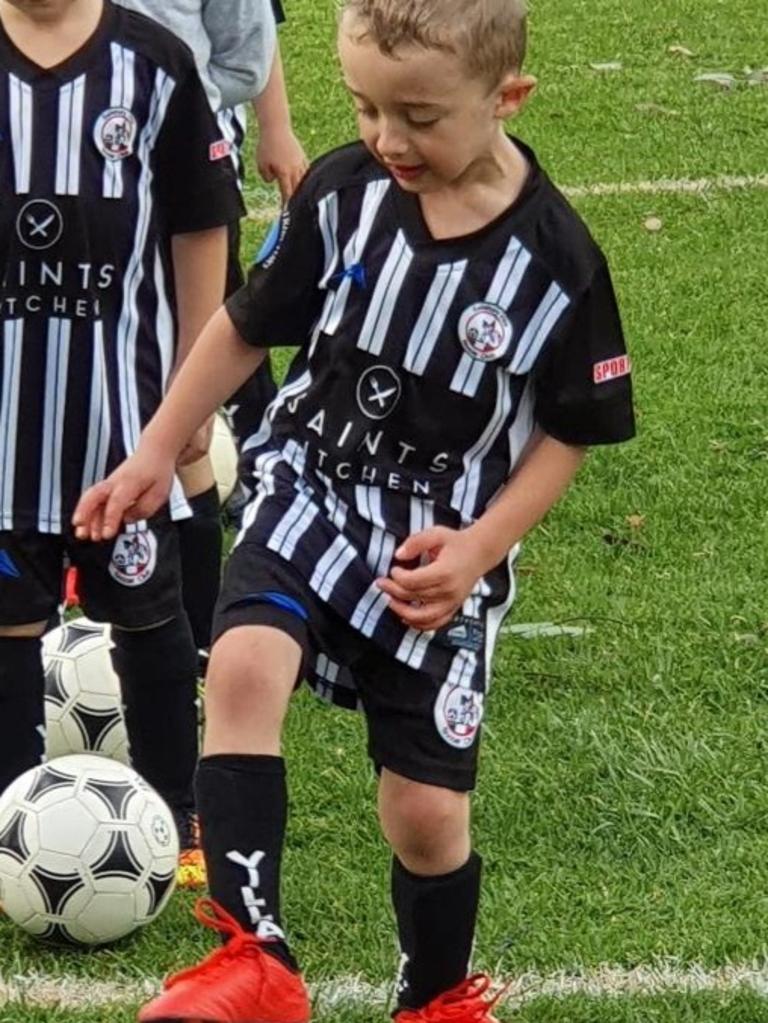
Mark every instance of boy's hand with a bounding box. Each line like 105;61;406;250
256;125;309;202
376;527;491;632
72;449;175;543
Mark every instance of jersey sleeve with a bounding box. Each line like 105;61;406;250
225;179;325;348
154;63;245;234
533;261;636;446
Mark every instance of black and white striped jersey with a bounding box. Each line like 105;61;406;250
0;2;243;533
226;140;635;698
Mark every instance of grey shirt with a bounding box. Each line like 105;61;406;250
114;0;277;111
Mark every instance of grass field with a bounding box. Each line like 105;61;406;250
2;0;768;1019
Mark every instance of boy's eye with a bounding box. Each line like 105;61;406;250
406;116;440;129
356;106;377;120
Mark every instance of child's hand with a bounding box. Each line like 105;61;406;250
376;527;490;632
72;449;175;543
256;126;309;202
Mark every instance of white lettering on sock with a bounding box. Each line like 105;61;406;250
226;849;286;941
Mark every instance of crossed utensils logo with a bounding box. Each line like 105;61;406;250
356;365;402;421
16;199;64;251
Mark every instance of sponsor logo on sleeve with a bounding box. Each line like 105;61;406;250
209;139;233;162
593;354;632;384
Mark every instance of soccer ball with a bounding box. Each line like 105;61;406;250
210;412;239;502
42;617;130;764
0;754;178;945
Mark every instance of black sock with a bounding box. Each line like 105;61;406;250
178;486;222;655
392;852;482;1010
195;754;297;970
110;616;198;815
0;636;45;794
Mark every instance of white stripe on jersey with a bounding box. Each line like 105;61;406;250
403;260;467;376
451;236;532;397
510;282;571;374
322;478;348;533
153;247;174;387
267;489;319;560
234;451;281;547
81;320;111;493
115;68;175;457
350;582;390;637
451;372;514;523
104;45;136;198
0;320;23;529
9;75;33;194
354;485;386;528
310;534;357;602
364;526;396;576
356;230;413;355
396;626;433;672
215;105;246;187
38;318;72;532
55;75;86;196
484;549;518;686
320;178;390;335
318;192;341;287
409;496;435;536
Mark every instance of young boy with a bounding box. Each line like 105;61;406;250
0;0;243;863
75;0;635;1020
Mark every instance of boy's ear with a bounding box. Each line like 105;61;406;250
495;73;537;118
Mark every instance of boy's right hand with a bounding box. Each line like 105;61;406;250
72;448;175;543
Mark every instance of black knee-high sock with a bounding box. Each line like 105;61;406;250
110;616;198;815
195;754;297;969
392;852;482;1010
178;486;222;655
0;637;45;794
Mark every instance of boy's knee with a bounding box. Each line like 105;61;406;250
206;626;300;712
379;772;470;875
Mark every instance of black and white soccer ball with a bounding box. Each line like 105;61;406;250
210;412;239;503
0;754;178;945
42;617;129;764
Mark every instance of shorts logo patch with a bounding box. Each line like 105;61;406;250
108;528;157;588
209;138;232;162
434;682;484;750
458;302;513;362
93;108;137;161
594;354;632;384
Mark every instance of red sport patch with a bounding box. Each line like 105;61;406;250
593;354;632;384
209;139;232;162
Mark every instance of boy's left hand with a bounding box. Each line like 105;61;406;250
376;527;490;632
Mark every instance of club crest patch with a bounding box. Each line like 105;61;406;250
108;528;158;588
433;683;484;750
458;302;513;362
93;108;137;161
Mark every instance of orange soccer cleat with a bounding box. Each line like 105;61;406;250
394;975;504;1023
139;899;311;1023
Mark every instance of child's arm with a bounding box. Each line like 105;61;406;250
377;434;586;632
72;308;264;542
252;45;308;201
170;227;228;465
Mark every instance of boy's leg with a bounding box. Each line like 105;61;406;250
138;545;313;1023
379;770;481;1011
0;532;63;794
71;517;200;843
355;652;489;1015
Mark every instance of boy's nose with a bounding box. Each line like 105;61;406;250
375;122;409;160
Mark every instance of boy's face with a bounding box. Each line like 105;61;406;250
338;12;532;193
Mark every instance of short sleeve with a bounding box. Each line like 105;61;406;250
533;261;636;446
225;179;325;348
154;64;245;234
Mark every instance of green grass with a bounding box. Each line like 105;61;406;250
3;0;768;1017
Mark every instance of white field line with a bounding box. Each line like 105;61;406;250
5;962;768;1011
245;172;768;225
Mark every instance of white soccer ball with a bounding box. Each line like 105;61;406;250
210;412;239;503
42;618;129;764
0;754;178;945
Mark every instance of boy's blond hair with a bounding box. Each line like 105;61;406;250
342;0;528;85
